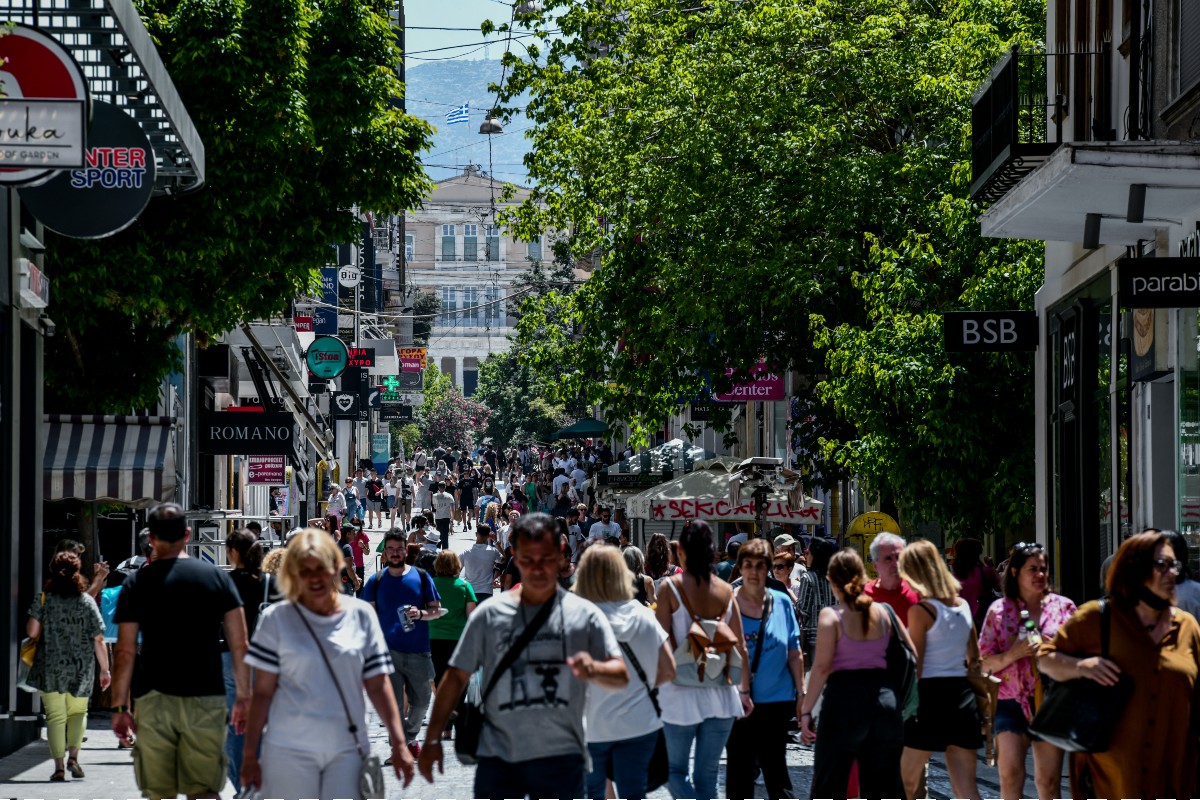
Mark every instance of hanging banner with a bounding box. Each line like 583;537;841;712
247;455;286;484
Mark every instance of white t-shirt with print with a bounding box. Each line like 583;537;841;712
245;598;392;754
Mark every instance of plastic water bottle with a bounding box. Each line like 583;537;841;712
399;605;416;633
1019;609;1042;647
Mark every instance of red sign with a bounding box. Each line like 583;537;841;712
247;455;286;484
347;347;375;368
714;363;785;402
400;356;423;372
0;25;89;184
650;498;820;523
294;316;313;332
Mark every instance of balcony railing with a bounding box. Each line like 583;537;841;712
971;49;1063;204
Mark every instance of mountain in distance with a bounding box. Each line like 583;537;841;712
403;59;535;186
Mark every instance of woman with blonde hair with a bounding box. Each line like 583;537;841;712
482;501;501;541
800;548;909;799
575;545;675;800
898;540;983;800
241;528;414;798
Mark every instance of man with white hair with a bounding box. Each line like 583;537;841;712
863;532;920;625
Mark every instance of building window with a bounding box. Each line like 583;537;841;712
441;286;457;325
464;357;479;396
484;285;501;322
485;225;501;261
527;236;542;262
404;234;414;263
441;224;455;260
463;286;479;325
1181;1;1200;95
464;224;478;261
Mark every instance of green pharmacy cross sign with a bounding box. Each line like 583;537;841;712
379;375;404;401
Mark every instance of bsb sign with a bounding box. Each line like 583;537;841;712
943;311;1038;352
1118;258;1200;308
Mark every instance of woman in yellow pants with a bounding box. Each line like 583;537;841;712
26;551;109;782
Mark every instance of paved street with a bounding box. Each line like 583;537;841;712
0;521;1041;800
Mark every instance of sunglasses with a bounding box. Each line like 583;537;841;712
1012;541;1045;554
772;563;789;571
1154;558;1183;575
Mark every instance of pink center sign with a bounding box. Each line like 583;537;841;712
714;364;785;402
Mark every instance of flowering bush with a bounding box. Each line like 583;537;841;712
419;388;490;450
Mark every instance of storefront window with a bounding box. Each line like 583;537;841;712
1177;309;1200;538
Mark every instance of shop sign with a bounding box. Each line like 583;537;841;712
371;433;390;473
943;311;1037;352
713;363;785;402
0;99;85;169
294;315;313;332
1118;258;1200;308
347;347;375;368
600;471;667;488
330;391;358;419
17;257;50;308
379;405;413;422
314;268;338;334
20;101;156;238
200;412;294;455
0;24;90;185
381;391;423;407
247;455;286;484
399;347;427;371
305;335;349;379
650;498;821;523
689;401;735;422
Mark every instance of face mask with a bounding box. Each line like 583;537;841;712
1140;585;1171;611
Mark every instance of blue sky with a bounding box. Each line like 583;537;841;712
405;0;512;63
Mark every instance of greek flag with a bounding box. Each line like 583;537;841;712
445;102;469;125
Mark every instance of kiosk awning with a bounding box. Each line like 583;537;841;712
44;415;178;507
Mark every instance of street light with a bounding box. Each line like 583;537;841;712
479;114;503;135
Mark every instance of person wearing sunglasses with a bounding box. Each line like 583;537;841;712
1039;531;1200;799
977;541;1075;800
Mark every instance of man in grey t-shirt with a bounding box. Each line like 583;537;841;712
418;513;627;799
460;529;503;602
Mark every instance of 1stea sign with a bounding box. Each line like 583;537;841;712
305;335;349;379
20;102;156;238
0;24;89;183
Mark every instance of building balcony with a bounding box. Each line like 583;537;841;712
979;142;1200;244
971;49;1062;204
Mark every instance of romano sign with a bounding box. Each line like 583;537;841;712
1118;258;1200;308
200;412;294;455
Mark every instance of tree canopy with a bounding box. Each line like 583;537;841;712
44;0;433;411
492;0;1044;533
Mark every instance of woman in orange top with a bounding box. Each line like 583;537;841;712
1039;531;1200;798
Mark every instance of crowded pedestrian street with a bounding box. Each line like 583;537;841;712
5;0;1200;798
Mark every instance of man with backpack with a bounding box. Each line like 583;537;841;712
417;513;627;799
363;528;443;761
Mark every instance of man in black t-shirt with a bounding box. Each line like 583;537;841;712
112;503;250;800
366;469;385;529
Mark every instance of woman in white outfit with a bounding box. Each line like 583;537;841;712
241;528;415;799
898;539;984;800
654;521;751;800
574;545;676;800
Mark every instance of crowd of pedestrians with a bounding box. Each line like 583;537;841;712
19;440;1200;800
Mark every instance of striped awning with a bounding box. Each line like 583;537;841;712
44;415;178;507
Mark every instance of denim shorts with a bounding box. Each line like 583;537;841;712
994;698;1029;736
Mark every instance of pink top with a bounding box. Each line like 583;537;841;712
829;606;890;672
977;592;1077;721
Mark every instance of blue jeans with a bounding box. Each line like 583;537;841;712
662;717;735;800
586;729;658;800
220;651;243;793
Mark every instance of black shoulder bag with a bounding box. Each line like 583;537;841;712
616;640;669;792
1028;598;1134;752
882;602;920;721
455;592;557;765
293;605;385;798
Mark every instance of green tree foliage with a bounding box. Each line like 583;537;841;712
44;0;433;411
475;348;569;448
411;289;440;346
493;0;1044;533
419;388;490;451
391;422;422;460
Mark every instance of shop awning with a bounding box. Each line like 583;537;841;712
552;418;611;440
44;415;178;507
627;458;823;524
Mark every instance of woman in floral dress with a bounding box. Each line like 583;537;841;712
977;543;1076;800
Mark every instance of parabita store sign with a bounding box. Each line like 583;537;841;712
1118;257;1200;308
200;412;295;455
